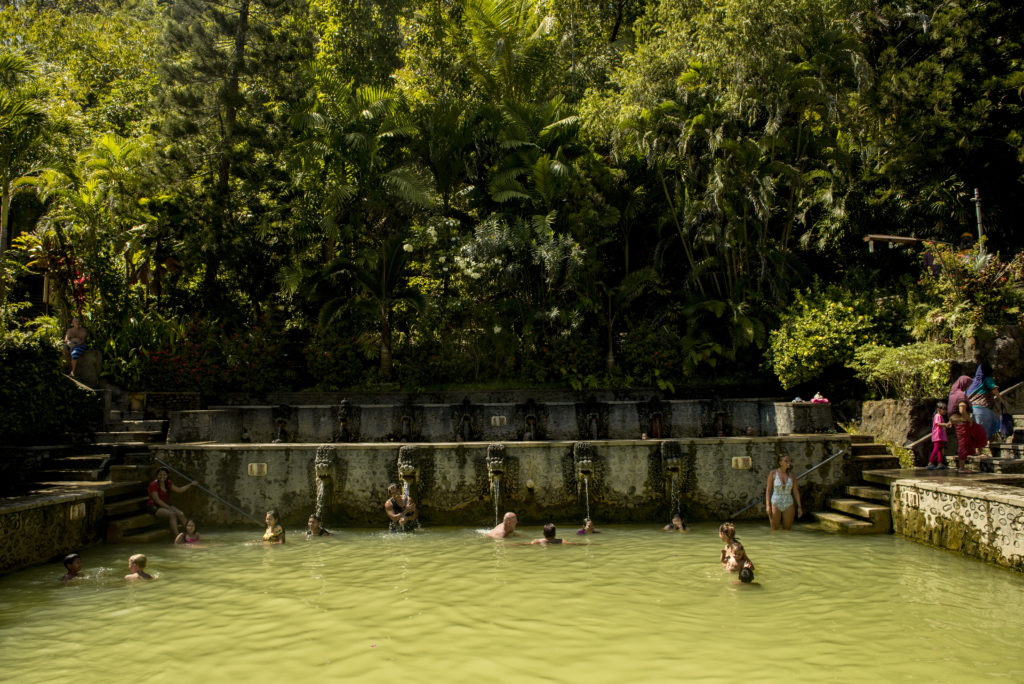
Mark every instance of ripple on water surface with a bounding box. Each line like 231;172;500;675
1;523;1022;683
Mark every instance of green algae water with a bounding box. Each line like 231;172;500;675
2;524;1022;683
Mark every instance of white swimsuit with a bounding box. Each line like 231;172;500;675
770;471;794;511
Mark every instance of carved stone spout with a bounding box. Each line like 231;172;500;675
397;445;421;485
486;443;506;478
661;441;682;474
573;441;595;497
314;445;337;520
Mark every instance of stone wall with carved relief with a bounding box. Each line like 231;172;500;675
891;477;1024;572
0;491;104;574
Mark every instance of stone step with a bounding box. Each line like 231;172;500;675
101;481;149;500
93;431;162;444
829;498;892;526
118;527;171;544
49;455;110;469
107;511;159;535
119;419;167;433
38;469;103;482
108;464;149;483
974;456;1024;474
862;470;902;486
845;485;890;503
852;442;891;456
104;496;151;517
848;434;876;444
852;450;900;463
812;511;886;534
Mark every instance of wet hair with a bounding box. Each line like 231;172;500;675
388;482;399;492
543;523;557;539
63;553;80;569
309;514;320;523
129;553;147;569
671;513;688;530
266;509;280;523
728;541;746;559
719;522;736;542
185;518;197;529
739;565;754;583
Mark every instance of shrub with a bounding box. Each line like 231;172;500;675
909;243;1024;342
767;281;878;389
0;330;102;444
848;342;953;399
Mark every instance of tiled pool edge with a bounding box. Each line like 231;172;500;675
891;476;1024;572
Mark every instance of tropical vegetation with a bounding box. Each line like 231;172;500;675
2;0;1023;402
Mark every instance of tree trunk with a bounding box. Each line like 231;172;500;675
0;178;10;258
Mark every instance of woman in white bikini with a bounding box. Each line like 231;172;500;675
765;455;802;531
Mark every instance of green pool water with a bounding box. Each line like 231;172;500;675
1;523;1021;683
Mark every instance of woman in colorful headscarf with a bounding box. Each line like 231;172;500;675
967;362;1004;439
947;375;974;416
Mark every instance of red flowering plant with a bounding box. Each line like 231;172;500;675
910;242;1024;342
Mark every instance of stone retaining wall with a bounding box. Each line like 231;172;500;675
891;476;1024;572
152;436;852;527
0;490;104;574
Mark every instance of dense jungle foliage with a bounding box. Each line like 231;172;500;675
1;0;1023;398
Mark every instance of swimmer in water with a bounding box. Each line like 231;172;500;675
61;553;82;583
663;513;689;532
485;512;519;538
124;553;154;581
175;519;200;544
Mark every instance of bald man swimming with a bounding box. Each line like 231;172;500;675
485;512;519;538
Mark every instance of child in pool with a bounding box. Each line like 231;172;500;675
664;513;689;532
124;553;154;581
263;509;286;544
724;541;755;573
175;519;200;544
719;522;736;565
61;553;82;583
733;565;761;586
576;517;599;535
307;514;332;538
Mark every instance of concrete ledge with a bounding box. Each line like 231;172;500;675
891;475;1024;572
0;488;104;575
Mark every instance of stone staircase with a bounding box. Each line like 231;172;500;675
971;413;1024;474
103;477;171;544
812;434;897;534
32;407;171;544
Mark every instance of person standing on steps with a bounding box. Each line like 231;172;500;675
967;361;1005;440
63;317;87;378
928;403;952;470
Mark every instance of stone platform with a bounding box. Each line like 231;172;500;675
883;468;1024;572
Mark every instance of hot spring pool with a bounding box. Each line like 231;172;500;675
1;523;1021;683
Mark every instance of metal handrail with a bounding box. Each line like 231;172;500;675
154;457;264;526
728;446;849;518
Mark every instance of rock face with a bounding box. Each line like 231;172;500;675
891;476;1024;573
954;325;1024;411
859;399;938;465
